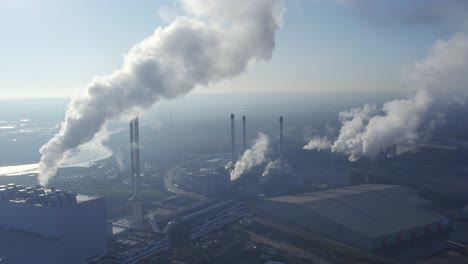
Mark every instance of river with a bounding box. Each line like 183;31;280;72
0;143;112;176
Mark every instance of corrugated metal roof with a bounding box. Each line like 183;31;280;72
345;184;396;191
327;188;366;195
372;186;430;207
308;191;346;199
420;176;468;195
268;193;324;204
266;184;446;238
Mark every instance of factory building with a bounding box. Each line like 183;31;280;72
0;184;109;263
88;230;170;264
419;176;468;205
163;199;246;245
264;184;450;250
191;167;230;197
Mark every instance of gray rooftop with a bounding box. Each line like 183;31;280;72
0;184;100;208
266;184;446;238
109;230;167;254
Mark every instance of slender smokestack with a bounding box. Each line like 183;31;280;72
169;109;173;130
129;119;136;193
130;118;144;229
134;118;141;197
242;116;247;152
279;116;284;170
231;114;236;162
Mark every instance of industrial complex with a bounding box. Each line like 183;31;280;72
89;117;247;263
2;114;468;264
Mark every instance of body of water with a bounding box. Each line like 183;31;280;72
0;143;112;176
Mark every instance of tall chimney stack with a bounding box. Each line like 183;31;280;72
279;116;284;170
231;114;236;162
169;108;173;130
134;118;141;197
129;119;136;192
242;115;247;152
129;118;144;229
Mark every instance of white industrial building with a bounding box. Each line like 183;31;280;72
0;184;109;263
264;184;450;250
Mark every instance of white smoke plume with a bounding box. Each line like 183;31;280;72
230;133;270;181
303;136;332;151
37;0;285;186
304;33;468;161
224;161;233;171
262;159;280;177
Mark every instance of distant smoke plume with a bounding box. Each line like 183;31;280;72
37;0;285;185
303;136;332;151
230;133;270;181
304;32;468;161
262;159;279;177
225;161;233;171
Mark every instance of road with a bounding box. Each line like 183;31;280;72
163;165;204;200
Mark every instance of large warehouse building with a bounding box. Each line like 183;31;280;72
264;184;450;250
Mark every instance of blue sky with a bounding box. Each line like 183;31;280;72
0;0;458;98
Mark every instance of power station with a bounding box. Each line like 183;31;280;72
0;184;109;263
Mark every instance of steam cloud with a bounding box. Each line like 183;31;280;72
38;0;285;185
230;133;270;181
304;32;468;161
262;159;280;177
303;136;332;151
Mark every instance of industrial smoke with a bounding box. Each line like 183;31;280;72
230;133;271;181
38;0;285;185
304;33;468;161
262;159;280;177
303;136;332;152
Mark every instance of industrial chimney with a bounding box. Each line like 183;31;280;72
242;115;247;152
169;109;173;130
279;116;284;170
231;114;236;162
129;118;144;229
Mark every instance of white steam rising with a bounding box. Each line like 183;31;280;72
262;159;280;177
304;32;468;161
230;133;270;181
303;136;332;151
38;0;285;185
